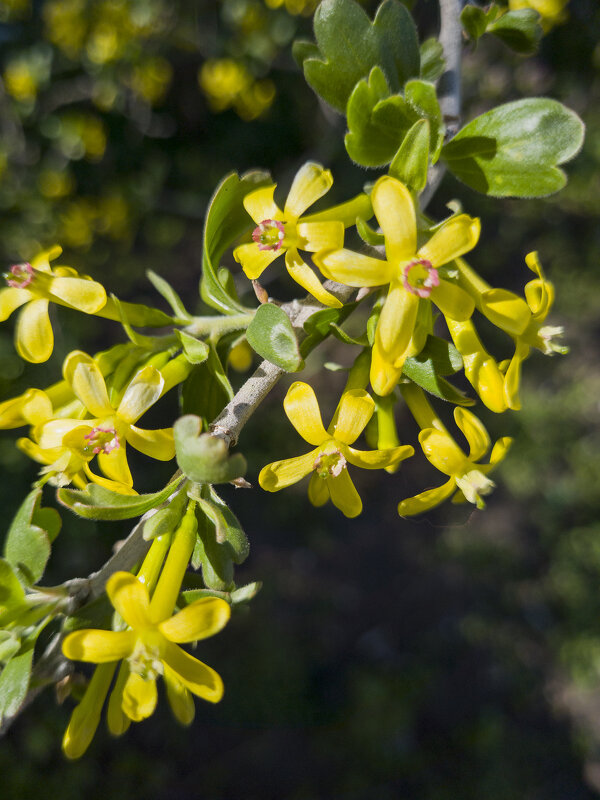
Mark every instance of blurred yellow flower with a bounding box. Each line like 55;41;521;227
508;0;568;30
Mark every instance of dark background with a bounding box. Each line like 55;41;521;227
1;1;600;797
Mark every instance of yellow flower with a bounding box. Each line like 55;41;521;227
502;251;567;410
446;318;508;413
508;0;568;31
62;571;230;730
398;385;512;516
315;176;480;395
234;162;372;308
259;382;413;517
0;245;106;362
34;351;175;489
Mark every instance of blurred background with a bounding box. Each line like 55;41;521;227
0;0;599;797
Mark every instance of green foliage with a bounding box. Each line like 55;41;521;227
0;647;34;727
57;479;184;521
389;119;430;193
461;4;542;54
402;335;474;406
180;346;234;426
442;98;585;197
246;303;304;372
4;489;61;585
175;331;210;365
201;171;270;315
294;0;419;112
174;416;247;484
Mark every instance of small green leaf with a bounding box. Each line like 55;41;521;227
402;339;474;405
208;487;249;564
175;330;210;365
180;344;233;426
4;489;61;585
404;80;444;161
0;646;33;726
389;119;430;194
230;581;262;604
0;559;26;625
417;335;463;375
246;303;303;372
142;507;180;541
488;9;542;55
63;593;113;633
329;323;369;347
174;416;246;484
98;296;174;328
146;270;191;322
442;98;585;198
461;4;494;41
57;478;184;521
296;0;419;112
419;38;445;82
193;505;235;591
301;302;359;356
356;217;385;246
201;170;270;315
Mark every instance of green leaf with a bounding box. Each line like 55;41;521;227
230;581;262;604
345;67;414;167
98;296;174;328
146;270;191;322
301;302;359;356
192;505;235;591
57;477;184;521
142;507;180;541
442;98;585;198
0;559;26;625
246;303;304;372
4;489;61;585
207;487;249;564
329;323;369;347
404;80;444;161
356;217;385;246
175;330;210;365
201;170;270;315
295;0;419;113
180;344;233;426
402;338;474;405
0;646;33;726
488;9;542;55
419;38;445;82
461;4;495;41
174;415;246;484
389;119;430;194
63;593;113;633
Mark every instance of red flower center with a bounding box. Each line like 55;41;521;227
252;219;285;252
402;258;439;298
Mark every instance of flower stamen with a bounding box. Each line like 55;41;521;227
84;426;120;455
5;262;34;288
252;219;285;252
313;449;347;478
402;258;439;298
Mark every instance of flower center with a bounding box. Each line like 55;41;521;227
455;469;496;509
313;449;347;479
252;219;285;251
83;426;120;455
402;258;439;298
128;638;163;681
5;262;34;288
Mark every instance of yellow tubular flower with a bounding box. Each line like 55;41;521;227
398;385;512;516
62;572;230;723
259;382;414;518
446;318;508;413
0;246;106;363
502;251;567;410
314;176;480;395
34;351;175;490
233;162;372;308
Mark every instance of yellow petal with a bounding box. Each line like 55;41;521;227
62;629;136;663
372;176;417;262
479;289;532;336
0;287;31;321
62;663;117;759
446;318;506;414
107;662;132;736
525;278;553;320
122;672;157;721
397;478;456;516
15;298;53;363
64;352;112;417
97;444;133;487
369;342;404;397
258;449;317;491
417;214;480;268
504;341;530;411
83;463;139;496
161;641;224;703
0;389;52;429
234;242;281;280
159;597;231;643
375;280;419;363
106;572;152;630
284;162;332;220
430;280;475;321
125;425;175;461
313;248;392;288
164;665;195;725
117;366;164;424
283;382;328;445
489;436;513;466
35;418;93;450
31;244;62;270
48;276;106;313
285;248;342;307
418;428;467;476
303;193;373;227
329;389;374;445
453;407;490;462
343;443;414;469
307;472;329;507
327;469;362;518
243;184;281;223
296;220;344;252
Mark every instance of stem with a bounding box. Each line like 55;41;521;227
184;313;255;338
438;0;463;138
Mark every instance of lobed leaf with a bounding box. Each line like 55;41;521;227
57;477;184;521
